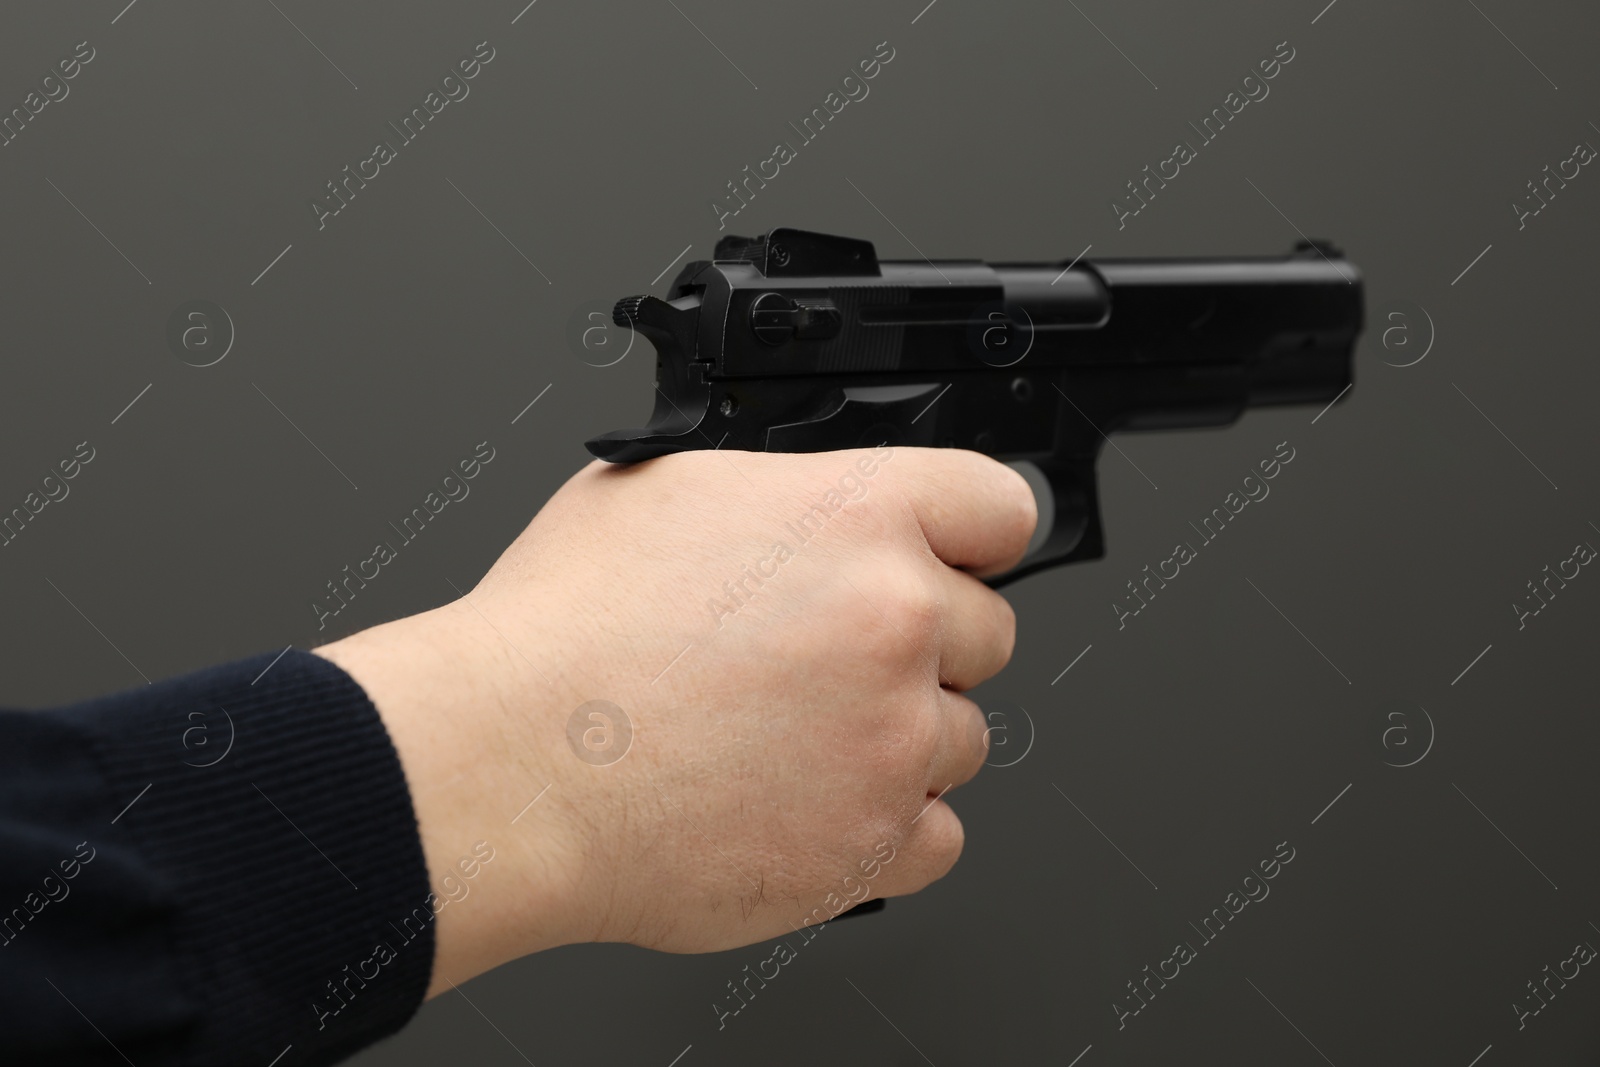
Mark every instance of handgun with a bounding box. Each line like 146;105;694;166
587;227;1362;586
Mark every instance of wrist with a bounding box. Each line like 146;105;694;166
314;601;590;993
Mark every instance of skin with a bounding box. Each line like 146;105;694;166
314;446;1035;995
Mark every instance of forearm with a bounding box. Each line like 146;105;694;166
312;602;591;997
1;649;436;1065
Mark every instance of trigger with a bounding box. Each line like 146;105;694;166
1006;461;1055;561
983;454;1101;587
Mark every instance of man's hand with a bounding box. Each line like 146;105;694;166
314;447;1035;994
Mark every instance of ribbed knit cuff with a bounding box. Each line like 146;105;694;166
61;648;436;1066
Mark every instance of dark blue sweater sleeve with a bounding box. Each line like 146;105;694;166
0;649;436;1066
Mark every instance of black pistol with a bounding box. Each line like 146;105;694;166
587;227;1362;586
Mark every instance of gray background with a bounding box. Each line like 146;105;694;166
2;0;1597;1063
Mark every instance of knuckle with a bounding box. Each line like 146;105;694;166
905;692;946;768
841;799;914;880
900;809;965;890
871;562;942;648
860;811;910;864
927;813;965;879
856;691;941;786
990;594;1018;668
958;703;992;771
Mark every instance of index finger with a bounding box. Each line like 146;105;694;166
882;448;1038;578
